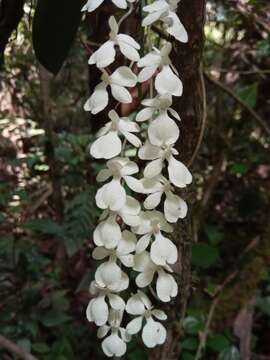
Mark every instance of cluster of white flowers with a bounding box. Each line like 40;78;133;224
82;0;191;356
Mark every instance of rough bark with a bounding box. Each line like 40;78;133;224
149;1;206;359
173;0;207;166
0;0;25;65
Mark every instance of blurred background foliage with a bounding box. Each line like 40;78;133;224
0;0;270;359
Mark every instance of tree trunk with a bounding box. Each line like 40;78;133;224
174;0;207;166
149;1;206;359
0;0;25;66
39;64;64;220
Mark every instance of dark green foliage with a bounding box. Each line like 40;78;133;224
238;84;258;108
208;335;230;352
192;243;220;269
218;346;241;360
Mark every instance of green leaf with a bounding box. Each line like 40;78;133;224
62;188;98;256
230;163;248;175
51;290;70;312
183;316;204;335
40;310;72;327
182;337;199;351
238;188;264;218
205;282;218;296
32;0;84;74
257;296;270;316
63;236;85;257
51;337;73;356
24;322;39;337
182;352;195;360
0;212;5;224
205;225;224;245
256;38;270;61
192;243;219;269
32;343;50;354
218;346;240;360
128;350;148;360
238;84;258;108
208;335;230;352
25;219;63;235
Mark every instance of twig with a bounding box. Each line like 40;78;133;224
0;335;38;360
194;237;260;360
234;297;256;360
26;183;53;215
193;151;227;243
209;68;270;75
118;3;134;28
188;63;207;166
204;72;270;137
194;297;220;360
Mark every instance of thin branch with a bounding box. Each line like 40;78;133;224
26;183;53;215
188;63;207;166
204;71;270;137
0;335;38;360
118;3;134;28
194;297;220;360
194;237;260;360
209;68;270;75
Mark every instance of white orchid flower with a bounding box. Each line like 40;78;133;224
116;195;141;226
82;0;136;12
132;211;173;255
95;258;129;292
99;193;141;232
137;43;182;97
143;175;188;223
95;157;139;212
95;158;140;212
94;214;122;249
150;232;178;266
93;229;136;268
142;0;188;43
89;16;140;68
97;157;139;183
86;281;125;326
95;178;126;211
164;190;188;222
125;172;187;223
84;66;137;114
126;291;167;348
90;110;141;159
132;210;173;235
148;115;180;147
136;93;180;122
98;310;131;358
138;140;192;188
133;251;178;302
131;211;177;266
